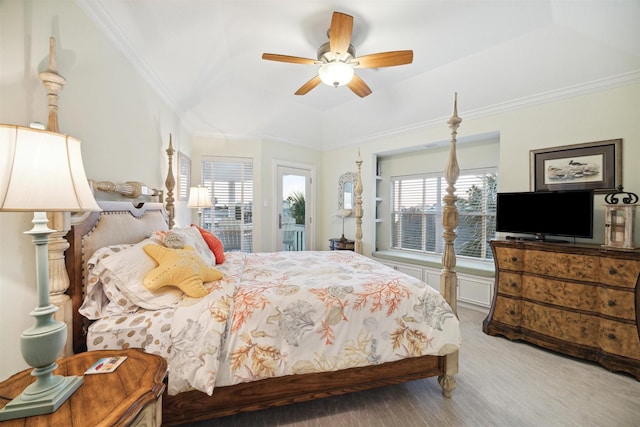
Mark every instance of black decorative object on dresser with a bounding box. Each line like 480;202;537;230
483;239;640;380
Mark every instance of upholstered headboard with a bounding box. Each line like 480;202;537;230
66;201;168;353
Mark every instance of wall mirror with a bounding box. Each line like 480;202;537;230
338;172;357;210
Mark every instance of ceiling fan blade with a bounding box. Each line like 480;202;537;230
353;50;414;68
295;75;322;95
347;75;372;98
262;53;318;65
329;12;353;55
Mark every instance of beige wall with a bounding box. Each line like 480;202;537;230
0;0;190;380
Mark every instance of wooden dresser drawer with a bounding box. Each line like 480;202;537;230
497;272;521;296
524;250;599;282
522;276;597;312
599;257;640;289
599;319;640;358
521;302;598;347
598;287;636;320
492;296;521;326
493;247;524;271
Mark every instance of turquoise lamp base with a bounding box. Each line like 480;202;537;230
0;213;83;421
0;375;83;420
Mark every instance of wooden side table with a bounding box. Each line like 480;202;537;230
0;349;167;426
329;237;355;251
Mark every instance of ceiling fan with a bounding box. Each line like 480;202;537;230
262;11;413;98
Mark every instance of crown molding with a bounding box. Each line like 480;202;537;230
75;0;181;113
332;70;640;151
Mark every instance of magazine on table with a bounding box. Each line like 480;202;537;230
85;356;127;374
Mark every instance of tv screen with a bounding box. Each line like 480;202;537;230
496;190;594;240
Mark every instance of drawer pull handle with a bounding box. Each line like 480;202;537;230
511;257;518;262
509;310;515;315
608;300;616;307
608;333;616;340
511;282;517;288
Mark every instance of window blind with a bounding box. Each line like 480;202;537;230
390;168;497;260
201;156;253;253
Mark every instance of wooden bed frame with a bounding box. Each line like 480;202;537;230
62;96;463;426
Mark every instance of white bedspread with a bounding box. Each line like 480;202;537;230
87;251;461;396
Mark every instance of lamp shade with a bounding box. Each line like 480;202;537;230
0;125;100;212
335;209;353;218
319;61;354;87
187;186;212;208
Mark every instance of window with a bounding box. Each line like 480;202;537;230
390;168;497;260
201;156;253;252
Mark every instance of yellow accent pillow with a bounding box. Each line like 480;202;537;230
143;244;223;298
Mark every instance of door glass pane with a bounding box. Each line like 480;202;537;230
282;174;306;251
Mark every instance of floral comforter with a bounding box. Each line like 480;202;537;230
166;251;461;395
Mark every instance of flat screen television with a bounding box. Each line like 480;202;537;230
496;190;594;241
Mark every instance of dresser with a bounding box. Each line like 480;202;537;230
0;349;167;426
483;239;640;380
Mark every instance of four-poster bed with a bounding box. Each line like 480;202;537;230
61;97;463;426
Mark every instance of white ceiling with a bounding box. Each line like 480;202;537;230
76;0;640;151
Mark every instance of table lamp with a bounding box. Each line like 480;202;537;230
335;208;352;242
188;185;212;228
0;124;101;420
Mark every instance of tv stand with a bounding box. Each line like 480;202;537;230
484;239;640;380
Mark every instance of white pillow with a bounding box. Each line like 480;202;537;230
79;244;141;319
99;238;184;310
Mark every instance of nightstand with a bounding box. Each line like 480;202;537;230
329;237;355;251
0;349;167;426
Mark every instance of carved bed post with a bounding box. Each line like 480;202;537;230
41;37;73;357
438;93;461;397
354;149;363;254
165;134;176;229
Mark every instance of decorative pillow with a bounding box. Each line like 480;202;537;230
192;224;225;264
143;244;224;298
98;238;184;310
154;226;216;266
163;231;185;249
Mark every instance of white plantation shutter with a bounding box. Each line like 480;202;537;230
201;156;253;253
390;168;497;260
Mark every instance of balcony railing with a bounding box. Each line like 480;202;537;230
283;223;305;251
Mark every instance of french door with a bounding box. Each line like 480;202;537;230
275;162;314;251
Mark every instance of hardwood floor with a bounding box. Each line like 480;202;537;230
178;307;640;427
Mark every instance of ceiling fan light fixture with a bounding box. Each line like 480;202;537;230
319;61;354;87
262;12;410;97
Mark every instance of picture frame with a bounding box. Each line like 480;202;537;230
177;152;191;201
530;139;622;193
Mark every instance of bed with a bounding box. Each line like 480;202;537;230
63;97;464;426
